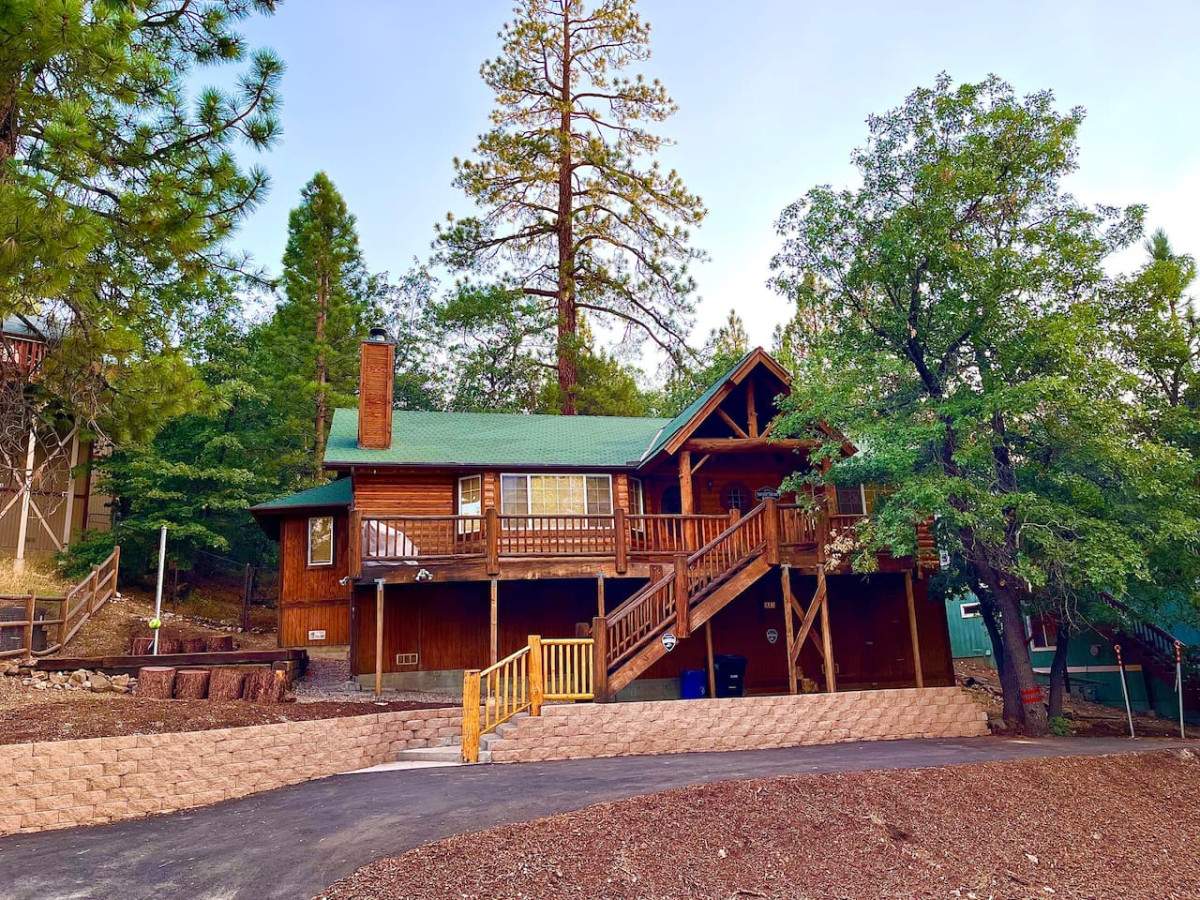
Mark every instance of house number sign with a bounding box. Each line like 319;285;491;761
661;632;677;652
766;628;779;645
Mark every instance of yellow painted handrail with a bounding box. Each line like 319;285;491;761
462;635;595;762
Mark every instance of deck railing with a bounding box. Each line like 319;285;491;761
0;547;120;658
462;634;594;762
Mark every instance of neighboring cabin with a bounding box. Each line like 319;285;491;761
0;315;112;566
252;333;949;699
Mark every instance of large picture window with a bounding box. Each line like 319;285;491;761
307;516;334;566
500;474;613;517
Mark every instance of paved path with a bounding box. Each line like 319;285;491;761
0;737;1190;900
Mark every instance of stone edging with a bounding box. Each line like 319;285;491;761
0;707;460;836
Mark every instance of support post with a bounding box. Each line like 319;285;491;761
374;578;386;699
12;427;35;575
592;615;610;702
489;577;499;666
529;634;544;716
678;450;695;550
674;553;690;639
60;429;80;547
746;376;758;437
781;565;797;695
485;507;500;575
764;497;780;565
614;508;628;574
818;568;836;692
89;565;100;614
348;508;363;578
904;570;924;689
241;563;253;632
461;670;481;763
596;573;606;620
705;621;716;699
23;591;35;656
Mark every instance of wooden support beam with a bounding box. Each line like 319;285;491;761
614;511;627;574
764;498;780;565
673;553;691;639
681;438;816;454
677;450;694;515
374;578;385;699
716;408;749;439
690;453;711;476
905;570;924;688
791;577;825;664
781;566;797;694
489;577;499;666
819;568;836;692
461;670;481;763
596;573;606;619
592;615;610;702
528;634;544;716
746;377;758;437
485;507;500;575
705;621;716;698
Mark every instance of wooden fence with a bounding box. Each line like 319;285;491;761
0;547;120;659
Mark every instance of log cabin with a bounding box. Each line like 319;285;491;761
252;331;951;702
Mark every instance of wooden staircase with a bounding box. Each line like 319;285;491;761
594;501;777;698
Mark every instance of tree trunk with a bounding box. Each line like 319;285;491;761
992;582;1048;735
977;593;1021;722
134;666;176;699
1048;620;1070;719
245;667;287;703
206;635;235;653
555;3;578;415
208;666;248;701
314;269;330;469
173;668;210;700
182;637;208;655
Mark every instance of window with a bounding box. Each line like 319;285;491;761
961;602;982;619
458;475;481;533
723;482;750;511
835;485;866;516
500;474;613;517
629;478;645;516
307;516;334;567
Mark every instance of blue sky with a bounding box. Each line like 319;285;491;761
228;1;1200;365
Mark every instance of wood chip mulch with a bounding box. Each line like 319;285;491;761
318;749;1200;900
0;696;452;744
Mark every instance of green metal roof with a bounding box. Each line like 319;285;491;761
251;478;352;512
324;408;673;468
640;350;756;461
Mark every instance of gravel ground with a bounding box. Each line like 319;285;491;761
318;749;1200;900
293;656;458;705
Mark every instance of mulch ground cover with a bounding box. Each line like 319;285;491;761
0;696;453;744
318;748;1200;900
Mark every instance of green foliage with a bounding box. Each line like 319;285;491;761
0;0;282;442
256;173;382;475
769;74;1200;732
659;310;749;416
55;530;117;581
1047;716;1073;737
436;0;705;411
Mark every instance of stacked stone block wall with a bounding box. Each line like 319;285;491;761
487;687;988;763
0;707;460;836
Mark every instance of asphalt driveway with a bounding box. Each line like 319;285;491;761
0;736;1189;900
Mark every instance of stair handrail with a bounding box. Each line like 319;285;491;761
461;641;536;763
1101;591;1189;661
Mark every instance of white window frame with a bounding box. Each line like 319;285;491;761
500;473;614;519
629;477;645;516
960;602;982;619
457;475;482;534
307;515;334;567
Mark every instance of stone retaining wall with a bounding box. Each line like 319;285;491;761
487;687;988;763
0;707;460;836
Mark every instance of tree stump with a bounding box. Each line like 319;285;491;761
130;637;154;656
134;667;176;699
173;668;210;700
206;635;235;653
157;637;182;655
208;667;247;701
244;667;287;703
182;638;208;654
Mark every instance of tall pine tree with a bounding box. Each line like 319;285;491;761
437;0;706;414
260;173;380;477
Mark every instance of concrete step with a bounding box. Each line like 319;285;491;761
394;747;462;764
480;713;529;751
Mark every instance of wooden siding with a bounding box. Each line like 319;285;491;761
353;470;455;516
279;599;351;647
277;512;352;648
357;340;395;450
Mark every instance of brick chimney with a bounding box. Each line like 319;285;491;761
358;327;395;450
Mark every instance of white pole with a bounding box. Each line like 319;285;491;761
152;525;167;655
1115;644;1135;739
13;428;36;576
1176;641;1186;740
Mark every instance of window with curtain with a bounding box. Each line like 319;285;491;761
307;516;334;566
500;474;613;517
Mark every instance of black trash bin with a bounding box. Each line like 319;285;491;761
713;654;748;698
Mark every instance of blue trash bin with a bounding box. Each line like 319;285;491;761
680;669;708;699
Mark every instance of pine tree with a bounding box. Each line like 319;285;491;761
261;173;380;476
437;0;706;414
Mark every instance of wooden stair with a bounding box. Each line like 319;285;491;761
596;501;777;698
